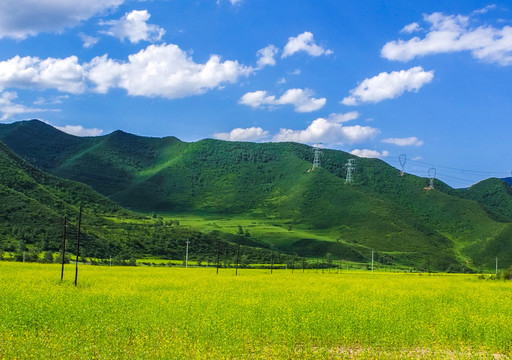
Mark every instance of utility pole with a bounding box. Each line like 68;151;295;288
185;241;190;268
371;249;374;275
216;240;220;275
496;257;498;276
60;217;67;282
74;206;82;287
235;238;240;276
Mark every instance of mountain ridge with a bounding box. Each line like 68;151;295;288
2;119;512;270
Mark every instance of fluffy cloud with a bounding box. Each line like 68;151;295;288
327;111;360;123
0;44;253;99
239;88;326;112
381;12;512;65
79;33;100;48
256;45;279;68
213;127;269;141
400;22;421;34
382;136;424;146
473;5;496;14
273;117;379;144
341;66;434;105
350;149;389;158
282;32;333;58
0;91;48;121
0;0;124;39
0;55;86;94
101;10;165;43
87;44;253;98
34;95;69;105
54;124;104;136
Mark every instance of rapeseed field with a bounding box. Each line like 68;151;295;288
0;262;511;359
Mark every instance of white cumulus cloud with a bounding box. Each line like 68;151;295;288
0;44;253;99
239;88;326;112
400;22;422;34
473;4;496;15
100;10;165;43
341;66;434;105
0;0;124;39
256;45;279;68
0;91;48;121
381;11;512;65
273;117;379;145
54;124;104;137
350;149;389;158
87;44;253;98
79;33;100;48
382;136;424;146
34;95;69;105
213;127;269;141
0;55;86;94
327;111;361;123
282;32;333;58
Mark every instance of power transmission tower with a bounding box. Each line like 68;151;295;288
428;168;436;189
399;154;406;176
310;144;323;171
345;159;356;184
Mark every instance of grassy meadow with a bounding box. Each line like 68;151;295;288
1;262;511;359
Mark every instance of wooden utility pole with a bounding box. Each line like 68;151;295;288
185;241;190;268
372;249;374;275
235;238;240;276
74;206;82;287
216;240;220;275
270;251;274;274
60;217;67;281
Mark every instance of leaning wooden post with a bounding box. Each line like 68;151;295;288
235;238;240;276
74;206;82;286
216;239;220;275
60;217;67;281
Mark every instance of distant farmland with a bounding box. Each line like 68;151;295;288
1;262;511;359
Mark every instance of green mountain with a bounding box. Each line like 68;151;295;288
0;138;122;255
454;178;512;221
0;138;284;265
2;120;512;271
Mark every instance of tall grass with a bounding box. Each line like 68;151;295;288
1;262;511;359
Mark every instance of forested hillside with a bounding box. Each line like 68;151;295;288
2;120;512;270
0;140;289;265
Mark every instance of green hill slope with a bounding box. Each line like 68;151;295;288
0;139;122;253
0;140;283;265
1;120;511;270
453;178;512;222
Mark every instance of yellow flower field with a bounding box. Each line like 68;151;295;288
0;262;511;359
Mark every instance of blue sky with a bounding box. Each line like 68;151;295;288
1;0;511;188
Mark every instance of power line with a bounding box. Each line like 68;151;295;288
408;159;510;177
